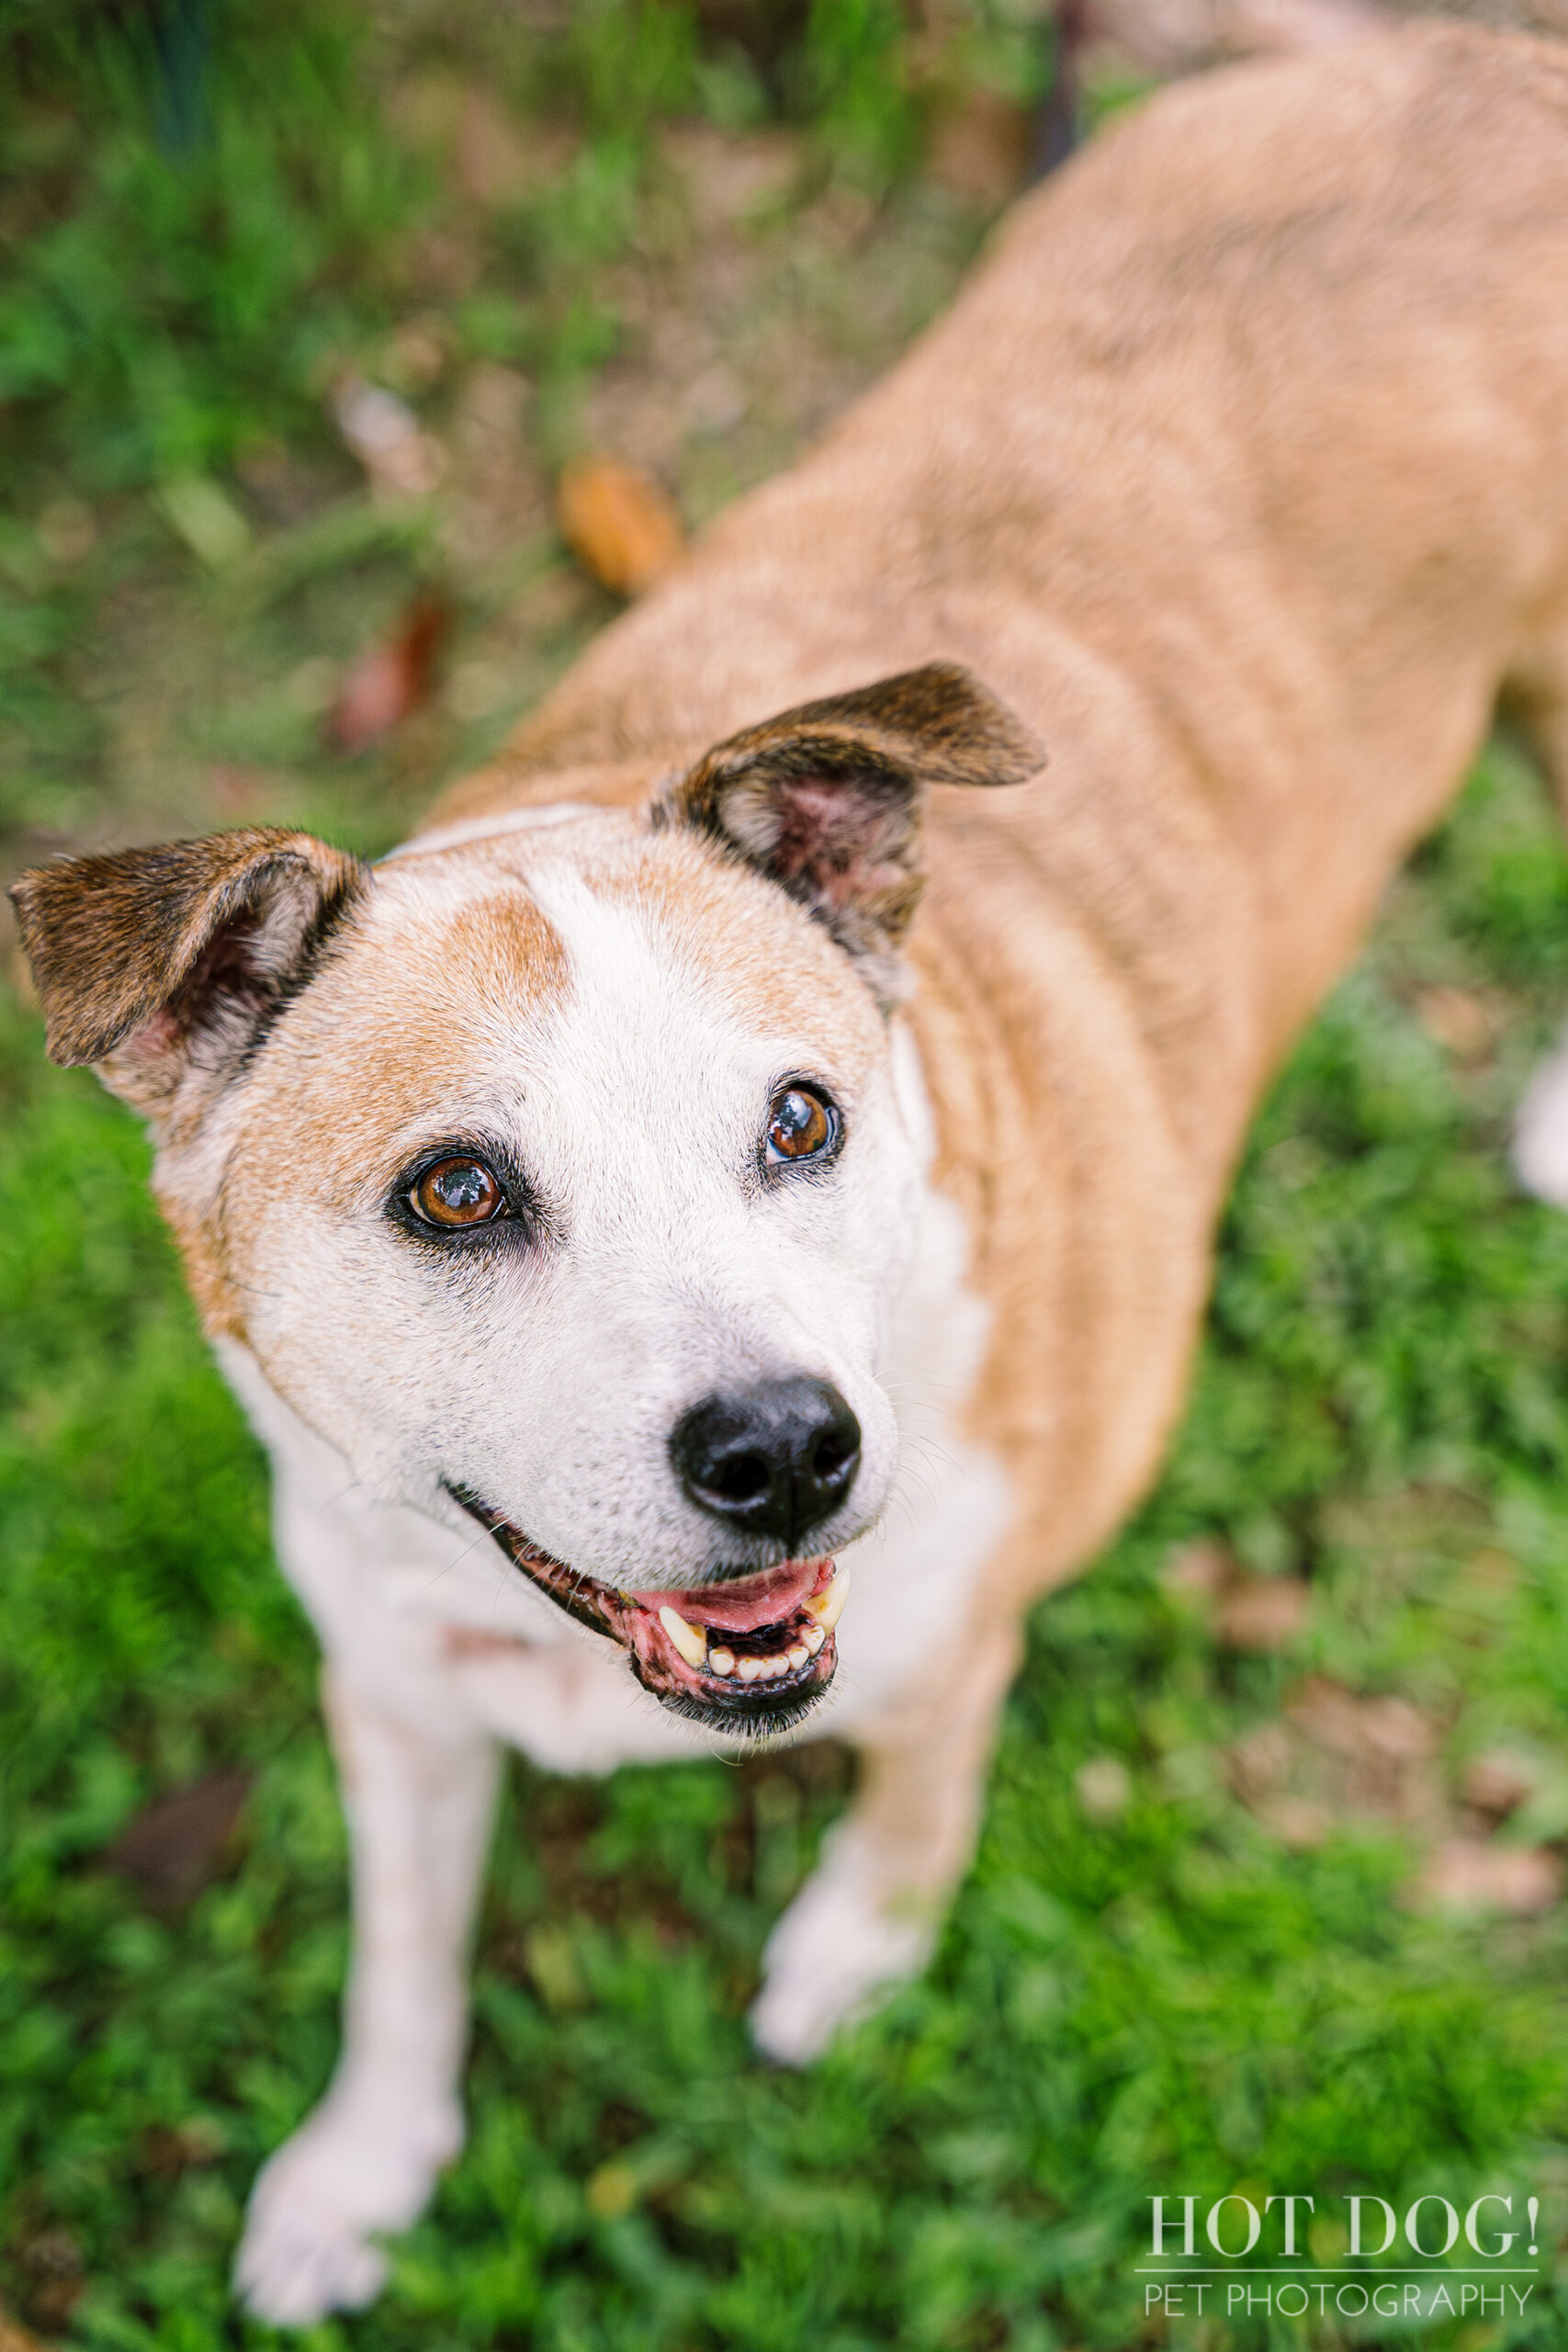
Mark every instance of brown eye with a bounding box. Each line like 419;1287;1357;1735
411;1157;505;1228
765;1086;837;1166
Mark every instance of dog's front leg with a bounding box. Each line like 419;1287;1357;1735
234;1670;501;2326
750;1623;1019;2064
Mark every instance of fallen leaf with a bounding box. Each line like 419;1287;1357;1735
927;88;1034;207
1415;1838;1562;1917
558;457;684;595
1258;1796;1333;1849
1216;1575;1311;1651
1414;983;1497;1059
1232;1679;1446;1842
0;2308;51;2352
1286;1677;1436;1762
325;593;451;754
1228;1719;1294;1802
1158;1536;1235;1600
1462;1748;1540;1817
105;1770;253;1910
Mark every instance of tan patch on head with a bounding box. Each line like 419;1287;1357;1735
162;801;887;1344
174;867;571;1330
582;819;889;1077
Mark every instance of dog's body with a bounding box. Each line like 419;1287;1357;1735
15;25;1568;2324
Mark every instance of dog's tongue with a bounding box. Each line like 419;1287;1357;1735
652;1556;830;1634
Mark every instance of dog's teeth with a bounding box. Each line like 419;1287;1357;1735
804;1567;852;1633
658;1606;708;1669
709;1645;736;1677
739;1656;765;1682
787;1644;808;1668
803;1625;826;1656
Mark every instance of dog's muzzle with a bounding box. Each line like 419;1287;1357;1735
446;1485;851;1731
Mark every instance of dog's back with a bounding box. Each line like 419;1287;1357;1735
440;26;1568;1590
451;28;1568;1091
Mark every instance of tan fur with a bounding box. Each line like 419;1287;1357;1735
436;25;1568;1643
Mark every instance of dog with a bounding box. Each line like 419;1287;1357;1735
13;24;1568;2324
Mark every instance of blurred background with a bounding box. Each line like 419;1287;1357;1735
6;5;1568;2346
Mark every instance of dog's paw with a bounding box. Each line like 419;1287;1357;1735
1514;1039;1568;1207
233;2093;461;2325
750;1827;936;2065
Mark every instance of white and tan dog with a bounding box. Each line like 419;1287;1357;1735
14;25;1568;2325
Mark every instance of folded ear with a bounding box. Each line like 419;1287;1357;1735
8;826;369;1121
658;662;1043;987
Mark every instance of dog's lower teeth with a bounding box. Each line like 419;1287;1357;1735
704;1628;823;1688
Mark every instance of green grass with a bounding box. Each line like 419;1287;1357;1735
1;0;1042;851
4;6;1567;2346
5;746;1568;2351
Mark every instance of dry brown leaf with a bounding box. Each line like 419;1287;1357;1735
325;594;451;755
1286;1677;1436;1762
1462;1748;1540;1816
1415;1838;1562;1916
1232;1679;1446;1842
0;2310;51;2352
105;1770;253;1911
1215;1574;1311;1651
927;89;1034;207
1158;1536;1235;1600
1257;1796;1334;1849
1414;983;1498;1059
558;457;684;596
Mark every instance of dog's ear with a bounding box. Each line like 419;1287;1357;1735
8;826;369;1121
659;662;1043;987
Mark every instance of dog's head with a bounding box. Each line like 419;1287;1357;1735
12;664;1040;1733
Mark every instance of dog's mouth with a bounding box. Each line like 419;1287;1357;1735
449;1486;847;1727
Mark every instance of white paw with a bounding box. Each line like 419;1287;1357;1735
750;1826;937;2064
1513;1040;1568;1207
233;2092;460;2326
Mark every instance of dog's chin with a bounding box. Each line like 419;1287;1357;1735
446;1485;848;1735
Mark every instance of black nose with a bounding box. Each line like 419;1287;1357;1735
671;1378;862;1551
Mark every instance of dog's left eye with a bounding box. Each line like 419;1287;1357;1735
410;1157;507;1228
765;1086;837;1166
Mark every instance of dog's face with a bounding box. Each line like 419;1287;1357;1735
12;665;1041;1733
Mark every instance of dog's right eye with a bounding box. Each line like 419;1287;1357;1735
409;1157;506;1228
